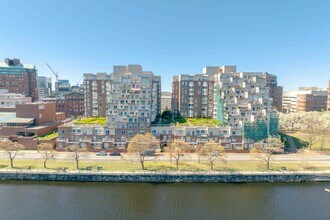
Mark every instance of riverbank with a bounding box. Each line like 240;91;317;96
0;170;329;183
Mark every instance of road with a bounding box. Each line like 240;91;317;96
0;151;329;163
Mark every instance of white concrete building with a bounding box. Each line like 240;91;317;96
0;89;32;107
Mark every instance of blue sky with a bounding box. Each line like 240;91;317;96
0;0;329;92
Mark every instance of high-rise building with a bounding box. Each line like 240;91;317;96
0;58;38;101
266;73;283;111
172;74;214;118
283;87;328;113
83;73;111;117
161;92;172;112
37;76;52;99
106;65;161;145
212;66;277;141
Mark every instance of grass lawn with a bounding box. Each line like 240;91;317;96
74;117;106;126
289;131;330;150
1;159;329;172
38;132;58;141
178;117;220;127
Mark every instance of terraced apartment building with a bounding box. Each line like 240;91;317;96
173;66;280;141
106;65;161;145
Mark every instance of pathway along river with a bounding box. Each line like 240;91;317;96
0;181;329;219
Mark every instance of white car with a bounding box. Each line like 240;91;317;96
96;151;107;156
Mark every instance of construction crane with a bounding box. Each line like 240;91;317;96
46;63;59;92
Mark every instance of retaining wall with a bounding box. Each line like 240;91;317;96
0;171;329;183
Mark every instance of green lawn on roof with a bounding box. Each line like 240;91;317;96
74;117;106;126
38;132;58;140
178;117;220;127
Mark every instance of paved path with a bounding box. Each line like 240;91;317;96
286;135;298;153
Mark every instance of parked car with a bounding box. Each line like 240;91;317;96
109;151;121;156
140;149;155;156
96;151;108;156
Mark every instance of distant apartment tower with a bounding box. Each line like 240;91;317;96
161;92;172;112
266;73;283;111
0;58;38;101
283;87;328;113
84;73;111;117
172;74;214;118
107;65;161;145
0;89;31;107
37;76;52;99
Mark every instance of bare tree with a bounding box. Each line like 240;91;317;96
165;139;191;170
67;145;87;169
38;142;55;169
250;138;283;170
303;112;320;149
317;113;330;150
0;140;25;168
200;140;226;170
195;143;204;164
127;133;159;170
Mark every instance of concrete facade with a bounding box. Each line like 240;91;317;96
0;89;32;107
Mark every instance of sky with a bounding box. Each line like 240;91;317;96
0;0;329;92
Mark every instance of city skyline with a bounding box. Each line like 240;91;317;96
1;0;330;92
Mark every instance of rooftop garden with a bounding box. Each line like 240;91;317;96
74;117;107;126
178;117;221;127
38;132;58;141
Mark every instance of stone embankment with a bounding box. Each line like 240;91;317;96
0;170;329;183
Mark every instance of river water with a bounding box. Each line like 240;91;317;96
0;181;329;220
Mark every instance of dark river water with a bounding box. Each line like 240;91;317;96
0;181;329;220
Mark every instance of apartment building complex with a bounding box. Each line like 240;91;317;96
266;73;283;111
84;73;111;117
37;76;52;99
283;87;328;113
211;66;277;141
172;74;214;118
58;64;161;148
0;89;31;107
0;58;38;101
107;65;161;145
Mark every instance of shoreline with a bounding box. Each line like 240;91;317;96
0;170;329;183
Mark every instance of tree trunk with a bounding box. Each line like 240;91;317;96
44;160;47;169
267;156;271;170
76;160;79;169
141;160;145;170
170;152;172;163
10;158;13;168
198;155;200;164
211;161;214;170
320;136;325;150
176;160;179;170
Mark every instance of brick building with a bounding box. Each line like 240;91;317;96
84;73;111;117
0;102;66;149
41;92;84;118
0;58;38;101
